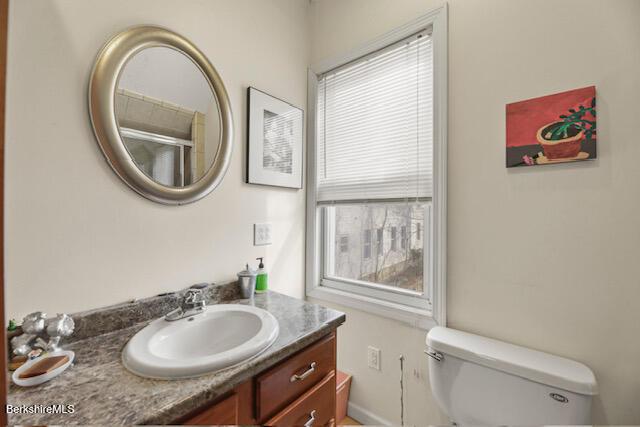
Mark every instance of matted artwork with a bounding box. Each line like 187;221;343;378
247;87;303;188
506;86;596;167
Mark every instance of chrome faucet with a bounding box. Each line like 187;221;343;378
10;312;75;356
165;288;207;321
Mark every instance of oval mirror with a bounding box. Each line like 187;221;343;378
89;26;233;205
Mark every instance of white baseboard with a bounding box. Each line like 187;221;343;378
347;400;393;426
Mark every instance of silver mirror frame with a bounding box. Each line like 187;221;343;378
88;25;233;205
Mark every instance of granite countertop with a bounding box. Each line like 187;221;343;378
8;290;345;425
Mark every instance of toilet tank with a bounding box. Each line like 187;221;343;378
426;327;598;426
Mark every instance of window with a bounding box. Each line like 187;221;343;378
339;235;349;253
317;27;432;302
363;230;372;259
390;227;397;251
307;6;447;328
376;228;384;256
326;204;428;294
401;226;407;250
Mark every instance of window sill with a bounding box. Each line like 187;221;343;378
307;285;438;330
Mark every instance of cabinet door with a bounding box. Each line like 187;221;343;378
184;393;238;425
265;372;336;427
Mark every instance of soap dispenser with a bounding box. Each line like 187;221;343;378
255;257;268;293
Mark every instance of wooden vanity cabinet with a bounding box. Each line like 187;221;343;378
265;372;336;427
185;381;256;425
185;392;239;425
183;331;337;426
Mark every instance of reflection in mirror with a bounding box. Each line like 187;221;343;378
115;47;221;187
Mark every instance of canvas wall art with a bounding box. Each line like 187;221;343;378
506;86;596;168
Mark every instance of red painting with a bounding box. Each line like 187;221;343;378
506;86;596;167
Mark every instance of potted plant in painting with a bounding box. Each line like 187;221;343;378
536;98;596;160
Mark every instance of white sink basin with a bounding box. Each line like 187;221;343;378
122;304;279;379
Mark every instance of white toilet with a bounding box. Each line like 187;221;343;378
426;327;598;425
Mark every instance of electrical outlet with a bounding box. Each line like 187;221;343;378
367;346;381;370
254;223;272;246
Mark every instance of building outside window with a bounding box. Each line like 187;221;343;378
390;226;397;251
339;235;349;253
363;230;372;259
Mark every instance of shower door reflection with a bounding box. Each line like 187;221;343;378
121;128;194;187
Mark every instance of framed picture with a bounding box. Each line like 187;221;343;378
247;87;304;188
506;86;596;167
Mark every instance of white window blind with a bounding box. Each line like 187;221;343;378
316;30;433;203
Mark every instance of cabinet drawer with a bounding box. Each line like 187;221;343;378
257;332;336;421
265;372;336;427
184;392;238;425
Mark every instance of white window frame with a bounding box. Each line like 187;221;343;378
305;4;447;330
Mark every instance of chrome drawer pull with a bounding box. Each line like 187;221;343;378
304;410;317;427
290;361;317;382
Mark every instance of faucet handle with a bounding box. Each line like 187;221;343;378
166;288;207;321
183;288;207;307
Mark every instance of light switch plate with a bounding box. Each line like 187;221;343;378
254;223;272;246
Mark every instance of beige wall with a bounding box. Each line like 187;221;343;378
5;0;310;319
310;0;640;424
5;0;640;425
